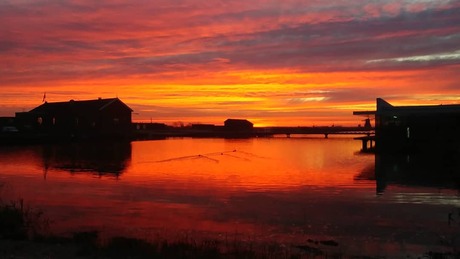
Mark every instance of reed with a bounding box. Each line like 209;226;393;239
0;198;50;240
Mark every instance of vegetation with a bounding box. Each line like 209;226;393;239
0;182;303;258
0;198;50;240
0;190;304;258
1;183;459;258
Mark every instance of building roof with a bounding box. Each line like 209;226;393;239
376;98;460;116
224;118;253;124
353;111;376;116
29;98;133;115
353;98;460;117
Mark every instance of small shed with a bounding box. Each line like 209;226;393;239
224;119;253;131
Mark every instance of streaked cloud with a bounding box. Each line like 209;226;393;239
1;0;459;125
367;49;460;63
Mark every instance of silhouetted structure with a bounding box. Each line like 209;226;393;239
0;117;17;132
133;122;171;140
134;122;169;131
363;118;372;129
355;98;460;153
224;119;253;131
191;123;216;130
376;98;460;152
222;119;254;138
15;98;133;141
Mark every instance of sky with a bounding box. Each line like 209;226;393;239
1;0;459;126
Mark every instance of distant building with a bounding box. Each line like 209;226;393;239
224;119;253;131
134;122;169;131
15;98;133;140
0;117;19;135
356;98;460;152
191;123;216;130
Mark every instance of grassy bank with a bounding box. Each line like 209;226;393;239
1;229;311;259
1;193;459;258
0;196;317;258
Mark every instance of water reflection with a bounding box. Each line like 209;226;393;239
1;138;459;257
42;142;131;178
356;150;460;194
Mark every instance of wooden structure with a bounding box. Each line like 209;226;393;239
224;119;254;131
256;126;373;139
354;98;460;153
15;98;133;140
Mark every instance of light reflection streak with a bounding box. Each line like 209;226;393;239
391;192;460;206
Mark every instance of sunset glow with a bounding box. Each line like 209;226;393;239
1;0;459;126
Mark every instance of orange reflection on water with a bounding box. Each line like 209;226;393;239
1;138;459;257
0;138;376;244
128;137;368;191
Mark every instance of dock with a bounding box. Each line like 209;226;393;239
254;126;374;139
133;125;374;140
354;135;376;152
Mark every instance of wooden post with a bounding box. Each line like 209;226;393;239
362;139;368;151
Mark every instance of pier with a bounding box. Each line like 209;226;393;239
133;125;374;140
354;135;376;152
254;126;374;138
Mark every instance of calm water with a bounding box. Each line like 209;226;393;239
0;137;459;257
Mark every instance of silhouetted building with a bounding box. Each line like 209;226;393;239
132;122;171;140
0;117;17;132
358;98;460;152
363;118;372;129
134;122;169;131
15;98;133;140
191;123;216;130
224;119;253;131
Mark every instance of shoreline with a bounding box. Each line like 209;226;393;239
1;230;459;259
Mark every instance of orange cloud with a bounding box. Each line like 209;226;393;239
1;1;459;126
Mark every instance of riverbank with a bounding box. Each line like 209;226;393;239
1;207;458;258
0;231;323;259
2;232;459;259
0;198;312;258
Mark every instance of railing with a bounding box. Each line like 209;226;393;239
254;126;374;138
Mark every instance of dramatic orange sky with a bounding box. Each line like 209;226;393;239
1;0;459;126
